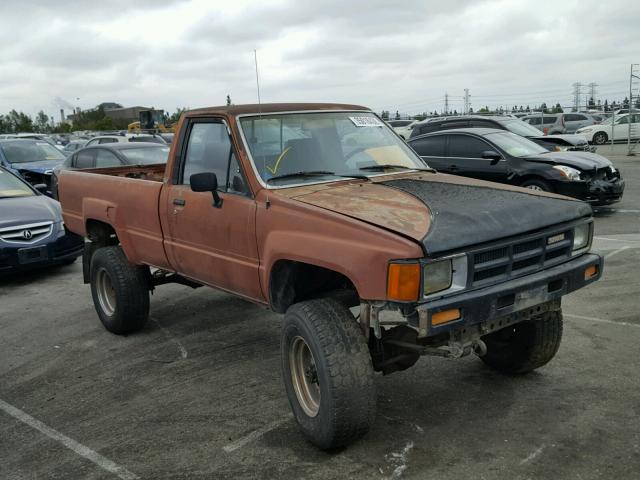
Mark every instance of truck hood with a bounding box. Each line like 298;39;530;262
12;160;62;175
0;195;61;230
526;151;612;170
283;174;591;254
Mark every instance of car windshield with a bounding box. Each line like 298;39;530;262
501;120;544;137
120;146;170;165
0;141;65;163
486;131;549;157
239;111;427;186
0;169;34;198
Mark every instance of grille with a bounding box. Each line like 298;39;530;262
470;228;573;286
0;222;53;244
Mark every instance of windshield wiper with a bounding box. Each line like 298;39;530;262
358;164;435;172
267;171;371;183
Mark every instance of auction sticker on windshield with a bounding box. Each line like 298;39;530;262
349;116;384;127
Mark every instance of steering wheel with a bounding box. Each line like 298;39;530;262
344;146;367;160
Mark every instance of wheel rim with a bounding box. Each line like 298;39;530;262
289;336;321;417
526;185;543;191
594;133;606;145
96;268;116;316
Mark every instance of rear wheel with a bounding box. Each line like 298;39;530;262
520;178;552;192
90;246;149;334
281;298;376;449
593;132;608;145
480;310;563;374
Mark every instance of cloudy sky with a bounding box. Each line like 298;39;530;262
1;0;638;120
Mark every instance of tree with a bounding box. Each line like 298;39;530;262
623;97;630;108
551;103;563;114
588;97;595;109
478;106;490;113
468;107;474;114
166;107;188;124
34;110;51;133
6;110;34;133
604;99;609;112
540;102;548;113
394;110;400;120
453;109;458;115
380;110;389;120
525;105;530;112
226;95;232;106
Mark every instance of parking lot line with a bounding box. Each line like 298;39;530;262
222;414;292;453
0;399;139;480
564;313;639;328
604;246;630;259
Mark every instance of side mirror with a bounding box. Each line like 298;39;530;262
33;183;48;193
190;172;223;208
481;150;502;165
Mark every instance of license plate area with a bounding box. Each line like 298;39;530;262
18;246;48;264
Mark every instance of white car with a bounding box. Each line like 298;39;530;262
576;113;640;145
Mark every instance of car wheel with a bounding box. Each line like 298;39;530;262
480;310;563;374
281;298;376;449
520;179;552;192
90;246;150;334
593;132;608;145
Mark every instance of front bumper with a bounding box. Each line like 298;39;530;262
559;178;625;205
412;253;602;337
0;230;84;273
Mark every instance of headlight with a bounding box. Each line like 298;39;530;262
578;127;594;133
553;165;581;181
573;223;591;252
424;259;453;295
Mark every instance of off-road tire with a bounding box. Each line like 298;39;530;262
281;298;376;450
90;246;149;335
593;132;608;145
521;178;553;192
480;310;563;374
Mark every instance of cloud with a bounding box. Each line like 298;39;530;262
0;0;638;119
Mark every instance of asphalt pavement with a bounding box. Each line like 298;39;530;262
1;144;638;479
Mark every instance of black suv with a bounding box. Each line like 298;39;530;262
409;115;595;152
408;128;624;205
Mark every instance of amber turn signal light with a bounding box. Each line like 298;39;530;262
431;308;461;326
387;263;421;301
584;265;598;280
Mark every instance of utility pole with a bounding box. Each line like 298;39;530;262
463;89;470;115
444;93;449;115
572;82;583;112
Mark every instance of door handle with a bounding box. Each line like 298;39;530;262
173;198;186;206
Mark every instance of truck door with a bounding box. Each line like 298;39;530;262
160;118;263;301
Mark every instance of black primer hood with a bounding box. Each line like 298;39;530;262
381;178;592;254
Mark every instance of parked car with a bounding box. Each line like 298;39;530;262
0;166;83;273
85;134;167;146
62;140;87;156
58;103;603;450
408;128;624;205
576;113;640;145
0;133;65;150
51;143;170;199
386;120;417;139
409;115;595;152
522;113;597;134
0;139;67;196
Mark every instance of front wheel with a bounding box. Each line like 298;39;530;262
520;178;552;192
592;132;608;145
90;246;149;334
281;298;376;449
480;310;563;374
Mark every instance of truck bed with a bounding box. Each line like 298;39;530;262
58;164;171;269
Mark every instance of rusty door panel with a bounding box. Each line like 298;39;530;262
163;185;263;301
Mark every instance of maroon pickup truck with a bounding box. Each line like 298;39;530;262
59;103;603;449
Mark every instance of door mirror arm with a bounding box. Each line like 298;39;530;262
190;172;224;208
481;150;503;164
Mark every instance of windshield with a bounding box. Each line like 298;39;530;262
239;111;427;186
0;141;66;164
120;146;170;165
0;169;34;198
502;120;544;137
486;131;549;157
